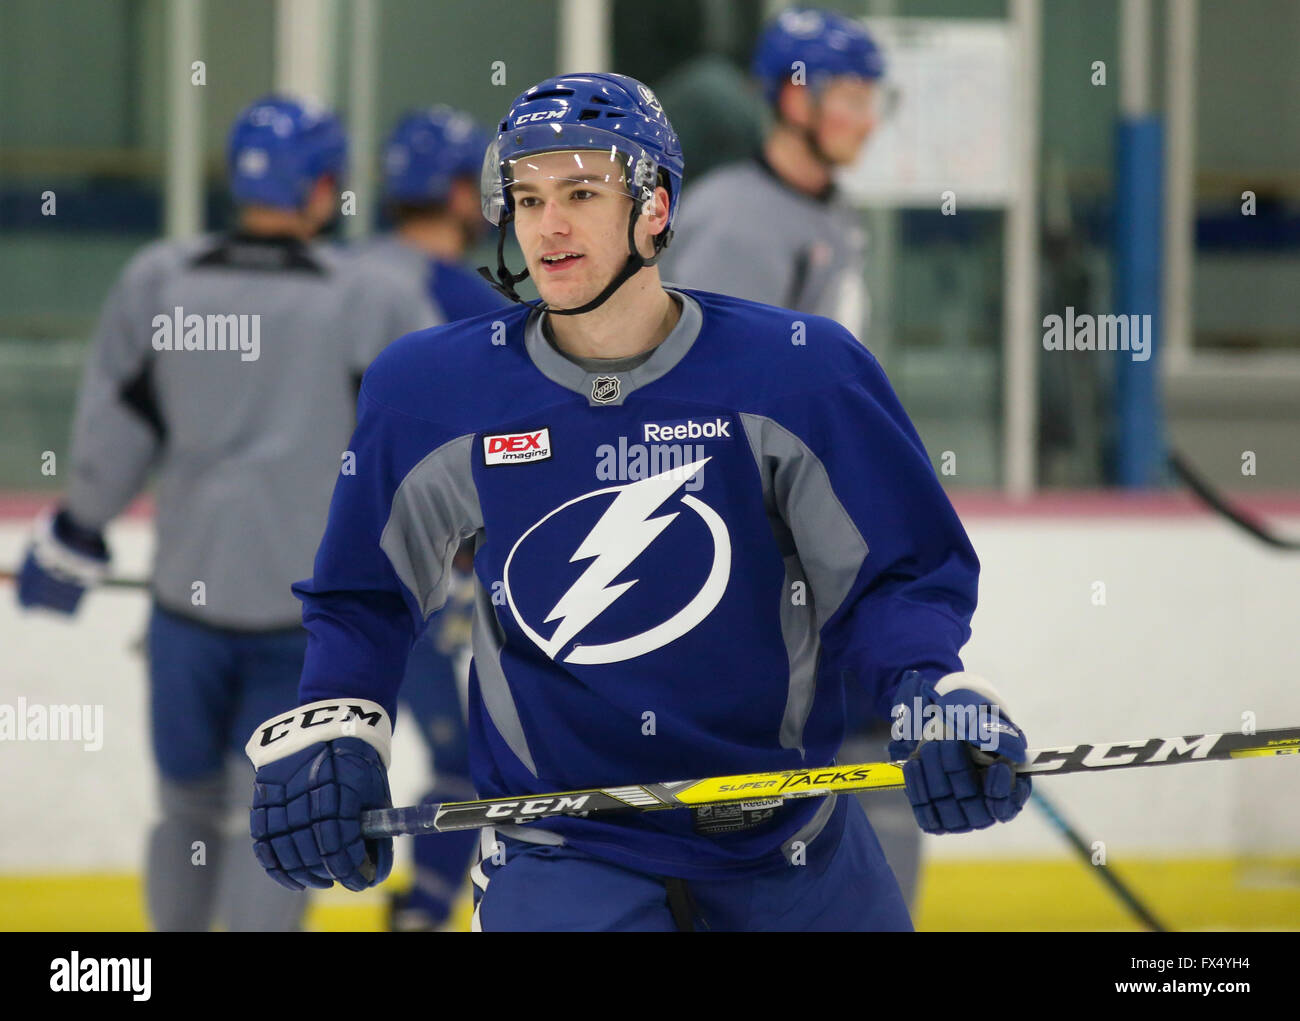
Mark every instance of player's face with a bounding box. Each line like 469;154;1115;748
449;177;487;241
509;150;636;309
813;77;879;165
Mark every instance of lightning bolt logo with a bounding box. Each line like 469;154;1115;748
502;457;731;665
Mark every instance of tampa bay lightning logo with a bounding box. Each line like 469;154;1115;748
636;84;663;113
502;458;730;665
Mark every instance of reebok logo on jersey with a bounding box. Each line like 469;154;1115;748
483;428;552;466
643;417;732;442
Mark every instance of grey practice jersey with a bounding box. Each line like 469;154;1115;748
660;159;869;342
63;233;438;629
344;235;430;300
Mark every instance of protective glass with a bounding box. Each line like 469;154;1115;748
481;122;661;225
815;76;901;123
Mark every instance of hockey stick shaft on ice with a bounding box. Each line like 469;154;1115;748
1030;789;1169;932
360;725;1300;839
1169;451;1300;551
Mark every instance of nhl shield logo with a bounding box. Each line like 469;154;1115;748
591;375;620;404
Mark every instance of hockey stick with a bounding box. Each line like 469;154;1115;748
360;725;1300;839
1169;451;1300;551
1030;788;1169;932
0;568;149;590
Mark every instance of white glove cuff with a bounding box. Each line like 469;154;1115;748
31;511;109;587
933;671;1015;716
245;698;392;770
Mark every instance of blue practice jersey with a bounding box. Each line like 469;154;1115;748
428;257;507;322
293;289;978;880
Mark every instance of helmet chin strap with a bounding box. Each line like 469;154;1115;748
478;194;671;317
801;119;835;170
778;88;835;172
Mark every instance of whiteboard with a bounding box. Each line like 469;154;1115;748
837;18;1020;209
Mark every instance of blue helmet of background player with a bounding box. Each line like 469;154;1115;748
478;72;684;315
383;106;490;205
227;95;347;210
752;7;885;106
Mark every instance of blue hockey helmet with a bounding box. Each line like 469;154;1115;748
752;7;885;105
479;73;685;314
227;95;347;209
383;106;490;204
481;72;684;236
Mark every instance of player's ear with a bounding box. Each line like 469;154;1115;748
777;80;813;126
306;176;338;225
634;185;669;259
646;185;670;236
311;175;337;204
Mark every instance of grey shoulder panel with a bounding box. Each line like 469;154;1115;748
470;572;539;777
782;794;838;863
740;412;871;754
775;553;819;755
739;412;869;627
382;427;540;778
380;433;483;620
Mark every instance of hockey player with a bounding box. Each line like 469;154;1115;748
246;73;1031;931
365;107;506;930
659;9;926;908
362;107;506;322
662;7;882;336
17;95;434;931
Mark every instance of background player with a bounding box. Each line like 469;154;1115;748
17;95;433;931
362;107;506;322
662;7;883;339
244;72;1031;931
363;106;506;930
658;8;924;909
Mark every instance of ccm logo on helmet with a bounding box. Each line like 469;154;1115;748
484;427;553;466
643;417;732;442
514;110;566;125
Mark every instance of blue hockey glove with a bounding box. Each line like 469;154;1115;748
16;508;109;614
888;670;1032;834
246;699;395;892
